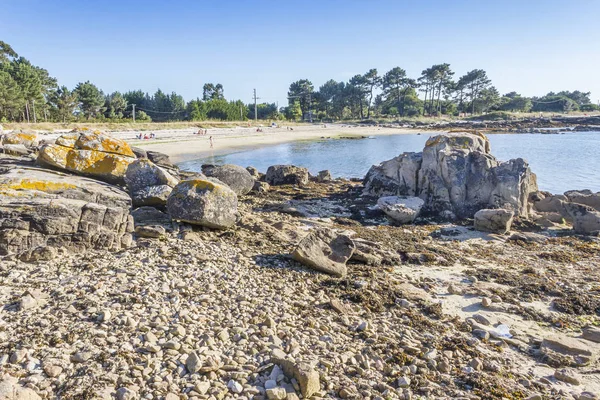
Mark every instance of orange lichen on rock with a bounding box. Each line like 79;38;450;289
1;132;38;146
75;131;135;157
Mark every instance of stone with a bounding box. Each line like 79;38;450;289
125;159;179;206
266;387;287;400
541;335;593;357
116;387;137;400
474;209;514;234
186;352;201;374
554;368;581;385
582;326;600;343
246;166;260;179
562;202;600;234
363;133;537;219
292;228;355;277
481;297;492;307
227;379;243;393
194;382;210;395
1;132;38;147
0;375;42;400
2;144;31;156
377;196;424;224
70;351;92;363
0;166;133;256
271;356;320;398
252;180;270;193
43;364;63;378
167;179;238;229
317;170;332;182
18;246;58;262
146;150;173;168
397;377;411;388
38;130;136;184
265;165;309;186
135;225;166;239
579;392;598;400
201;164;254;195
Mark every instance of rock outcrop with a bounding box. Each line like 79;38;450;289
377;196;424;224
167;178;238;229
0;165;133;255
125;159;179;206
292;228;355;277
37;130;136;184
562;202;600;234
363;133;538;219
1;131;39;147
201;164;254;195
474;209;514;234
266;165;309;186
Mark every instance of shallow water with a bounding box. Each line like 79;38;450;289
179;131;600;194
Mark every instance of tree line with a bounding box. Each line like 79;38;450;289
0;41;283;123
285;65;599;120
0;40;597;124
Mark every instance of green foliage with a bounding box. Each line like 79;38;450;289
74;81;105;119
49;86;77;122
467;111;514;121
499;93;532;112
104;92;128;119
202;83;224;101
285;100;302;121
0;70;24;120
531;95;579;112
580;103;599;112
287;79;314;118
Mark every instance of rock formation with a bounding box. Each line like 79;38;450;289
201;164;255;195
125;159;179;206
265;165;309;186
37;130;136;184
363;132;538;219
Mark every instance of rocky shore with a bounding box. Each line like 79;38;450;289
0;129;599;400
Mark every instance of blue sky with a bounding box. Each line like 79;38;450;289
2;0;599;104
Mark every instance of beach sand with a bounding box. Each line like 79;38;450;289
116;124;422;163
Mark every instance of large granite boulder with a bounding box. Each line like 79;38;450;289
166;178;238;229
564;190;600;211
562;203;600;234
377;196;424;224
265;165;309;186
125;159;179;206
0;166;133;255
292;228;355;277
363;133;537;219
37;130;136;184
201;164;254;195
474;209;514;234
1;131;38;147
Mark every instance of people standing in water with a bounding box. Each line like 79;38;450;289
209;136;213;149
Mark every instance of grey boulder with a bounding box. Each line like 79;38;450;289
167;178;238;229
377;196;424;224
125;159;179;206
474;209;515;234
562;202;600;234
292;228;355;277
266;165;309;186
201;164;254;195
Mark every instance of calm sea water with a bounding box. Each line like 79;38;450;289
178;131;600;194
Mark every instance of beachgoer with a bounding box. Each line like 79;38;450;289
143;134;149;140
209;136;213;149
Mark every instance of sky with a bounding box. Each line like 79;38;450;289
2;0;599;105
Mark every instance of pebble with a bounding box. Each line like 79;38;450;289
481;297;492;307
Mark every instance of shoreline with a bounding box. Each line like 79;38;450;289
126;124;431;163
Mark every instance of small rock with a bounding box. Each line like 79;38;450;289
582;326;600;343
266;387;287;400
227;379;243;393
70;351;92;363
554;368;581;385
186;352;201;373
481;297;492;307
116;387;137;400
43;364;63;377
397;376;411;388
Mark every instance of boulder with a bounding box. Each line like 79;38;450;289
146;150;173;167
474;209;514;234
291;228;355;277
252;181;270;194
377;196;424;224
131;206;172;228
201;164;254;195
564;190;600;211
37;130;136;184
1;132;38;147
131;146;147;159
1;144;31;157
125;159;179;206
246;166;260;179
167;179;238;229
317;170;332;182
363;133;537;219
265;165;309;186
562;202;600;234
0;166;133;256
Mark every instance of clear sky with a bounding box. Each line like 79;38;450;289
2;0;599;104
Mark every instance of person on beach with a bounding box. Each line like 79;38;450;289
209;136;213;149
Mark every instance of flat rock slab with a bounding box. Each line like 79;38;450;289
292;228;355;277
541;334;593;357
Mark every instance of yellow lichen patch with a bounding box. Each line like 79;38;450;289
75;131;135;158
65;149;133;179
0;179;77;192
55;133;80;148
2;132;38;146
183;179;237;198
38;144;70;169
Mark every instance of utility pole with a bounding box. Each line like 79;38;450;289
253;89;260;122
132;104;136;122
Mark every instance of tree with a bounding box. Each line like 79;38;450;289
287;79;314;119
0;71;24;120
474;86;500;113
363;68;381;119
49;86;77;122
285;100;302;121
74;81;105;119
0;41;18;63
499;92;532;112
348;74;368;119
457;69;492;114
382;67;416;116
105;91;128;119
203;83;224;101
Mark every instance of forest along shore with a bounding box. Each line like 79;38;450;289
0;128;599;400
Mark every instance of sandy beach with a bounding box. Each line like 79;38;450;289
114;124;422;163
